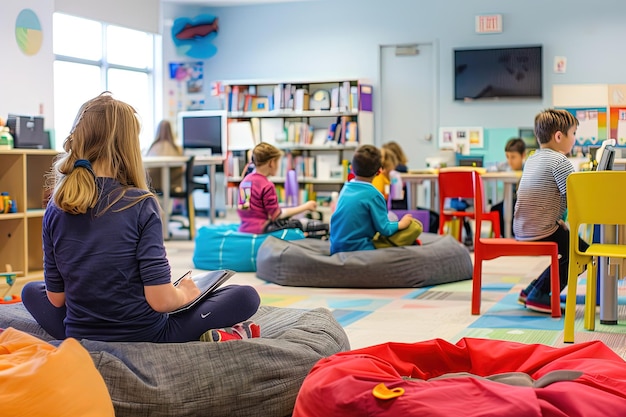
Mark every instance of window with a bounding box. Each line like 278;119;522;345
53;13;159;151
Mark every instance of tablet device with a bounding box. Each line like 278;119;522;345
169;269;236;314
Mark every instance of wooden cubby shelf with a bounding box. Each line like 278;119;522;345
0;149;57;293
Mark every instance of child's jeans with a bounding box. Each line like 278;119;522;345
533;223;590;294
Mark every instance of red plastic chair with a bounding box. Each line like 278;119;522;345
469;170;560;316
437;168;501;242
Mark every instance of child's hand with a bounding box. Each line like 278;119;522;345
557;219;569;231
398;213;414;230
176;277;201;304
305;200;317;211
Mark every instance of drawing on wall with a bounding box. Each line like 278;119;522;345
561;107;607;145
172;14;219;59
15;9;42;56
610;107;626;146
438;126;484;152
168;61;205;115
169;62;204;94
438;128;455;150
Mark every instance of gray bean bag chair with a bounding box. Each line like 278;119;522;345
0;303;349;417
256;232;473;288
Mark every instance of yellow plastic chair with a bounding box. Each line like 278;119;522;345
563;171;626;343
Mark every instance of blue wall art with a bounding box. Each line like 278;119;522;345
172;14;219;59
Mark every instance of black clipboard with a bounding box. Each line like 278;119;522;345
169;269;235;314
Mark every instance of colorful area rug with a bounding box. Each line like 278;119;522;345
453;280;626;359
166;239;626;357
249;275;626;358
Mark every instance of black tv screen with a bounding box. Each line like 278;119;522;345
454;46;542;101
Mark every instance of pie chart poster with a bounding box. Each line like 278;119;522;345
15;8;43;56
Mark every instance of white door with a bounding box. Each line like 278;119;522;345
379;43;439;169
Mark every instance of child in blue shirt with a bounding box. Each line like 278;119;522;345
21;92;260;342
330;145;416;254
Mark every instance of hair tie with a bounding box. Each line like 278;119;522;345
74;159;95;177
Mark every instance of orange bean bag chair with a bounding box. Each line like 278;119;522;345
294;338;626;417
0;327;114;417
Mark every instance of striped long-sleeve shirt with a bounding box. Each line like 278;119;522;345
513;148;574;241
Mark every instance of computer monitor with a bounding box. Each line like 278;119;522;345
596;145;616;171
6;114;50;149
178;110;227;157
457;155;484;167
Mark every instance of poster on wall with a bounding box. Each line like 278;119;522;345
167;61;205;116
438;127;456;150
15;9;42;56
438;126;483;154
609;107;626;146
560;107;607;146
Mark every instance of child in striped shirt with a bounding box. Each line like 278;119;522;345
514;109;589;314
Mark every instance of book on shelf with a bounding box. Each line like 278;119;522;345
228;121;256;151
294;89;310;111
250;117;261;143
273;84;283;110
346;121;358;143
251;96;270;111
359;84;373;112
312;129;328;145
229;86;239;112
350;86;359;112
243;93;253;112
260;118;285;144
339;81;350;112
316;153;340;180
330;87;340;112
285;121;313;144
326;122;338;143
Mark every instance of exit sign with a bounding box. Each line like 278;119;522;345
476;14;502;34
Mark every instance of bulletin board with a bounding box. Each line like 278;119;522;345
609;107;626;146
438;126;484;154
560;107;607;146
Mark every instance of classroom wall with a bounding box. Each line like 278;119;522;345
0;0;161;134
2;0;624;159
162;0;626;160
0;1;54;128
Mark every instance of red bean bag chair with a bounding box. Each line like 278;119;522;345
293;338;626;417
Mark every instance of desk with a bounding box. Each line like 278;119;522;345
143;155;224;240
401;170;522;238
401;170;439;211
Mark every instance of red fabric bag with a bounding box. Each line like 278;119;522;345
293;338;626;417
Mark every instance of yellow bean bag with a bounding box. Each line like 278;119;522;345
0;327;114;417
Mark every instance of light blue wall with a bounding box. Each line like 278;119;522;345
163;0;626;159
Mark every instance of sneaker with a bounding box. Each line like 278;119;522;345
200;321;261;342
525;288;552;314
517;279;539;306
517;289;530;306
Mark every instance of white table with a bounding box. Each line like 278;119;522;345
143;155;224;240
401;170;522;238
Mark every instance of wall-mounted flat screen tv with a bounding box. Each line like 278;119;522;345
454;45;542;101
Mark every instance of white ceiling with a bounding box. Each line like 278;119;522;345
163;0;314;6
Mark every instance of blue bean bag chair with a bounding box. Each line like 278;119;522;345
193;223;305;272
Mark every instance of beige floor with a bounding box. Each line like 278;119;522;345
165;212;554;349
